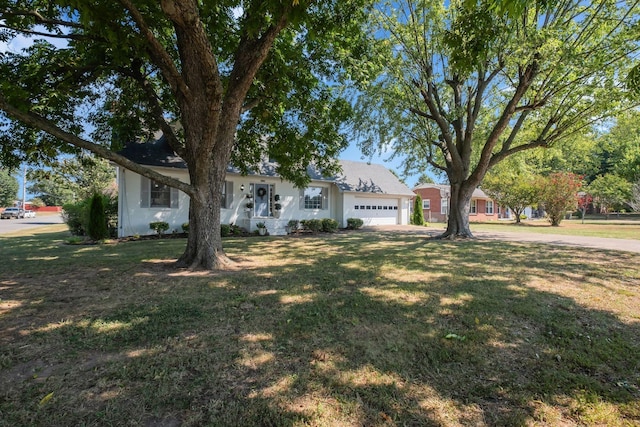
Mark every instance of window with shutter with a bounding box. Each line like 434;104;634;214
301;186;327;210
140;176;179;209
222;181;234;209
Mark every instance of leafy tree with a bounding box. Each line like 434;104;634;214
415;173;435;185
482;169;541;224
598;112;640;184
355;0;639;239
29;197;45;208
87;193;109;240
0;169;19;207
412;194;425;225
27;155;115;205
630;181;640;212
577;192;593;223
27;179;75;206
525;133;599;181
0;1;372;269
588;174;633;215
540;172;582;226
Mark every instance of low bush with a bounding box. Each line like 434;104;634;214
182;222;189;233
321;218;339;233
287;219;300;231
301;219;322;233
346;218;364;230
149;221;170;235
220;224;231;237
62;194;117;238
62;200;89;236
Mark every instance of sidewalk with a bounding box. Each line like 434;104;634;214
365;225;640;254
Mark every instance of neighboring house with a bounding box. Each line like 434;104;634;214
115;138;414;237
412;183;511;222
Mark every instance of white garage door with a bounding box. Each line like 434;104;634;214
352;198;399;225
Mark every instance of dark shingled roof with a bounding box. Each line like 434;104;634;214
118;138;413;196
118;135;188;169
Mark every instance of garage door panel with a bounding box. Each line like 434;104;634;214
352;198;399;225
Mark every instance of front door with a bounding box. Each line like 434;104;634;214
254;183;270;217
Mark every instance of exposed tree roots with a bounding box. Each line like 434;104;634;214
175;252;235;271
433;231;475;240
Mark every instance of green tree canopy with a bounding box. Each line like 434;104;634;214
0;0;372;269
631;182;640;212
0;169;19;207
588;174;633;213
355;0;640;238
482;161;541;224
598;111;640;183
27;155;115;206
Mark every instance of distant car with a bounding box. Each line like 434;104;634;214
1;207;25;219
24;210;36;218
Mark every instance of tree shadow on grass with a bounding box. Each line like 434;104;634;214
1;231;639;425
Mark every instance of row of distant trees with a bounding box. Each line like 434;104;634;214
0;156;115;208
483;171;636;223
479;109;640;224
411;171;588;227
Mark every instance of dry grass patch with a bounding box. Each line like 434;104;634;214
1;229;639;426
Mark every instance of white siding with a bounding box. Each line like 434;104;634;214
118;168;190;237
118;167;343;237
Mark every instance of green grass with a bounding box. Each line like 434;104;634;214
464;218;640;240
1;227;639;426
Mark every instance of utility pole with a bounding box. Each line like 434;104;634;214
21;163;26;209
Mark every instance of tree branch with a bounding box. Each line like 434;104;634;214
118;0;189;99
125;63;186;159
0;9;84;29
0;25;92;41
224;12;290;118
489;139;548;168
469;56;540;184
408;107;435;120
500;110;529;153
0;94;194;197
242;98;262;114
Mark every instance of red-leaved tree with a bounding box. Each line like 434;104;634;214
541;173;583;226
577;192;593;223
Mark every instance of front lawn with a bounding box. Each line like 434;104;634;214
1;229;639;426
466;219;640;240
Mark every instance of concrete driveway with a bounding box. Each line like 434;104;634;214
0;212;65;235
365;225;640;254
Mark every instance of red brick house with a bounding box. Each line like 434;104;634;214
412;184;511;222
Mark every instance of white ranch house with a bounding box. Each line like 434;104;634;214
115;138;414;237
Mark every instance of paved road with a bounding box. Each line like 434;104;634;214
366;225;640;254
0;212;65;235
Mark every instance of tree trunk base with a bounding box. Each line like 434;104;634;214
175;250;235;271
433;230;475;240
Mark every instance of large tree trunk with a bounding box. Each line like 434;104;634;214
438;183;474;239
176;151;232;270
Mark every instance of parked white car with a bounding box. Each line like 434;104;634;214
24;210;36;218
1;207;25;219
